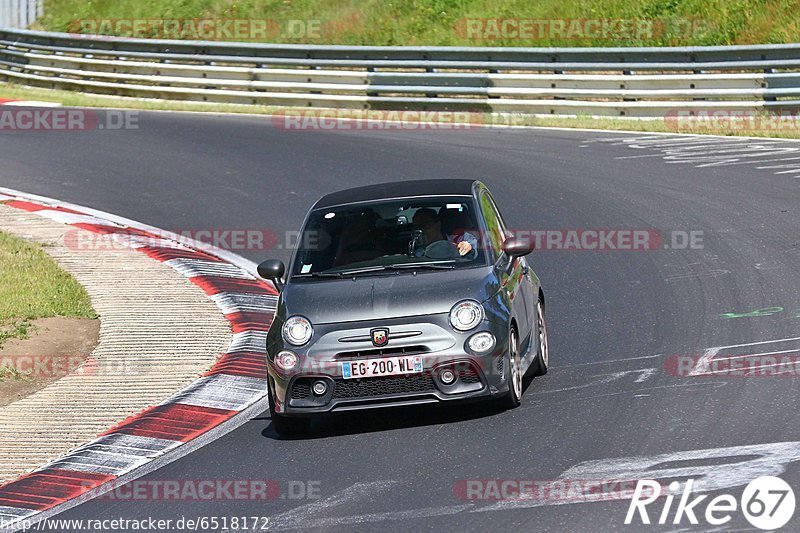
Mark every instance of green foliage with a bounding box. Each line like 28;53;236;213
0;230;96;348
35;0;800;46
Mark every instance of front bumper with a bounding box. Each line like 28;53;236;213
267;314;510;416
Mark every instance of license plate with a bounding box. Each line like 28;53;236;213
342;356;423;379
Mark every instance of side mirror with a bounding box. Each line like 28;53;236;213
257;259;286;291
503;237;534;258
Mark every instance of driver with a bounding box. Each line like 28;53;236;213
411;208;478;258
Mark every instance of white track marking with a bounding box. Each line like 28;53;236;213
36;210;123;227
165;374;266;411
712;347;800;362
260;442;800;530
109;233;189;250
42;433;185;475
228;330;269;352
210;293;278;315
263;503;475;531
689;336;800;376
2;101;62;108
0;506;37;522
614;153;676;160
483;441;800;512
555;353;663;367
665;270;730;282
164;258;254;280
536;368;656;394
688;347;721;376
547;382;729;408
713;335;800;350
692;149;800;168
593;134;800;176
634;368;657;382
622;136;733;146
754;155;800;167
262;481;401;531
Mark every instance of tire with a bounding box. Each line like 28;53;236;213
499;326;522;409
269;379;311;437
532;299;549;377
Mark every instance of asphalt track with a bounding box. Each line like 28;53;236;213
2;111;800;532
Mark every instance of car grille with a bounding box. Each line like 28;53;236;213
291;380;312;400
336;345;427;359
460;367;481;385
333;374;436;399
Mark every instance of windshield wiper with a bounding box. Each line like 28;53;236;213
294;262;455;278
295;266;388;278
386;262;456;270
292;271;345;278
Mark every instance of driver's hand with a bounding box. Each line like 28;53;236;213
457;241;473;256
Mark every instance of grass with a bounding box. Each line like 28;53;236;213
0;364;31;382
34;0;800;47
4;81;800;139
0;229;96;352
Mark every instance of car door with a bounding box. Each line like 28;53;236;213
480;190;535;347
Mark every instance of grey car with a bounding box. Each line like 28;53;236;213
257;179;549;435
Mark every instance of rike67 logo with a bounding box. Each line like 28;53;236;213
626;476;795;530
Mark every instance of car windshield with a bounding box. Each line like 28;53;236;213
291;197;487;277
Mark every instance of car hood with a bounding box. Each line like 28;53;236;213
281;267;500;325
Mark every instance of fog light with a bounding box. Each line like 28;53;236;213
468;332;496;354
275;351;298;371
312;380;328;396
440;368;456;384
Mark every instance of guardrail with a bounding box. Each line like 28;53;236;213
0;1;41;30
2;27;800;117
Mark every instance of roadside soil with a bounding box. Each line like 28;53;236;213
0;317;100;407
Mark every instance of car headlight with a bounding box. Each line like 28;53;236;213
275;350;299;371
449;300;484;331
468;332;496;353
282;316;313;346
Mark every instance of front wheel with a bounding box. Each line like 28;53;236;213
498;327;522;409
268;379;311;437
531;300;549;377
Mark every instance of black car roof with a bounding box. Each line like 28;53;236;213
313;179;479;209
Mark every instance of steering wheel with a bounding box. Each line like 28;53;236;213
423;240;461;259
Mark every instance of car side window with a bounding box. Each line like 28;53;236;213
479;191;507;259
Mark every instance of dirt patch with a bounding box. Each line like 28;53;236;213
0;317;100;407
